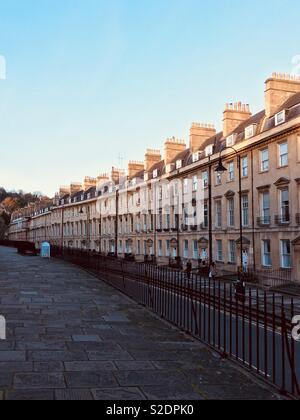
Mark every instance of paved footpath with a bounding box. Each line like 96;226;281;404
0;247;282;400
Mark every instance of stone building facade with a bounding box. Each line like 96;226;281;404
8;73;300;284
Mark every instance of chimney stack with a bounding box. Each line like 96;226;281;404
144;149;162;172
189;123;216;153
128;161;144;179
164;137;186;165
97;173;109;188
223;102;252;137
265;73;300;117
111;167;125;185
59;186;70;198
70;183;82;195
83;176;97;191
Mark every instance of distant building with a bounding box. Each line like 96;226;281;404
8;73;300;284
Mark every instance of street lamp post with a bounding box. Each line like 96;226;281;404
115;186;119;258
153;181;157;263
176;212;180;263
215;147;243;278
208;156;213;266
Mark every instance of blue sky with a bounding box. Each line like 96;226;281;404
0;0;300;196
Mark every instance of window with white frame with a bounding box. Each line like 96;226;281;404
242;195;249;227
166;209;170;230
262;240;272;267
158;240;163;257
192;152;200;163
176;160;182;170
192;175;198;192
136;216;141;233
228;162;234;181
216;240;223;262
203;202;208;228
228;240;236;263
226;134;236;147
215;200;222;228
280;188;290;222
166;240;171;257
279;142;288;167
275;110;286;126
245;124;257;139
183;178;189;194
205;145;214;157
166;164;174;173
261;148;269;172
280;240;291;268
202;171;208;188
183;207;189;226
153;169;158;179
174;182;179;196
261;191;270;224
183;240;189;258
165;184;170;199
227;197;235;227
193;240;198;260
242;156;248;177
158;209;163;230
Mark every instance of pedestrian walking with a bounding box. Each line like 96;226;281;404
209;262;217;279
235;279;246;304
186;260;192;280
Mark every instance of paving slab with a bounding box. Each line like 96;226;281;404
0;246;283;401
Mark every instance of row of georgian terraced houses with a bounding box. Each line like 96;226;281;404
8;73;300;284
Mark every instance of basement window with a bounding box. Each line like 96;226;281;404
275;110;286;126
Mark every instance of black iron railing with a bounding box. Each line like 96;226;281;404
275;215;291;225
257;216;271;227
1;241;299;399
244;266;293;288
49;246;299;399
